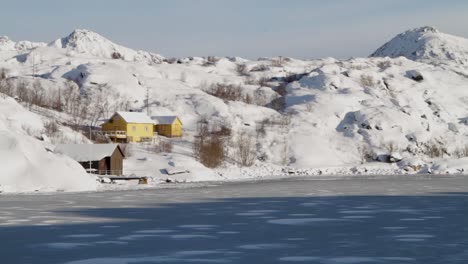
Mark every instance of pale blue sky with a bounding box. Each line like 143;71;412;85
1;0;467;59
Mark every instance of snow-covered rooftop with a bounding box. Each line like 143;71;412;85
117;111;154;124
55;144;122;162
151;116;180;125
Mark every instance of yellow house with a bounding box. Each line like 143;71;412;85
151;116;183;137
101;111;155;143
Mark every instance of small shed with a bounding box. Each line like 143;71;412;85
151;116;183;137
55;144;125;175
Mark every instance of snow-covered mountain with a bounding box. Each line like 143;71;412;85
1;26;467;193
49;29;165;64
0;36;46;52
371;26;468;66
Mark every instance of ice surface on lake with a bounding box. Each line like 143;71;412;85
0;176;467;264
268;218;342;225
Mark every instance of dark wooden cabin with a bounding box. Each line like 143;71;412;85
55;144;125;175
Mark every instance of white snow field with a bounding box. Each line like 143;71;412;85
0;26;468;192
0;176;467;263
0;97;97;193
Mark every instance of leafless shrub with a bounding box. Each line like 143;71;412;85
153;140;173;153
0;68;7;80
16;80;30;104
235;130;256;167
245;77;271;87
258;115;291;128
279;113;292;128
165;57;178;64
211;125;232;137
0;70;14;98
349;64;365;70
245;77;257;85
43;120;60;137
360;75;376;88
358;144;375;164
377;60;392;70
193;120;227;168
202;56;219;66
236;64;249;76
30;80;46;108
205;83;251;103
423;142;447;158
250;64;270;72
271;57;284;67
453;145;468;158
305;103;313;112
256;121;266;137
111;52;122;59
253;89;267;106
384;141;399;153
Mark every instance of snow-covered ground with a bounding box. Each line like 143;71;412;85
1;26;468;193
0;97;97;193
1;176;467;263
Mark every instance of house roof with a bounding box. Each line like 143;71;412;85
116;111;154;124
151;116;180;125
55;144;123;162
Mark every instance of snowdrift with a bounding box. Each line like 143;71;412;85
0;97;97;193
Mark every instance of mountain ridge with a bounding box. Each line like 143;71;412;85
371;26;468;66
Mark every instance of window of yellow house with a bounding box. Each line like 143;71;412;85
145;126;148;132
132;126;136;132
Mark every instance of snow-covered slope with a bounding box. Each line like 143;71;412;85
285;57;468;169
0;97;97;193
0;27;467;192
371;26;468;66
49;29;164;64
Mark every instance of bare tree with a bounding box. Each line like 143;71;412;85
236;64;249;76
235;130;256;167
193;119;226;168
30;80;45;108
16;80;30;104
0;69;13;98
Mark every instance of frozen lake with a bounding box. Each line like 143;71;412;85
1;175;468;264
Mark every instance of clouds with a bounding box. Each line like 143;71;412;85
1;0;467;59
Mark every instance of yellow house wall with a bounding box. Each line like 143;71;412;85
101;114;153;142
126;123;153;142
101;115;126;132
155;118;183;137
171;119;183;137
155;125;171;137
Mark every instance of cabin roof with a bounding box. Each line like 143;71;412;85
116;111;154;124
151;116;180;125
55;144;123;162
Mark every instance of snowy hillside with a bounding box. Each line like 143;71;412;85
0;97;97;193
0;26;467;192
49;29;165;64
284;57;468;170
371;26;468;67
